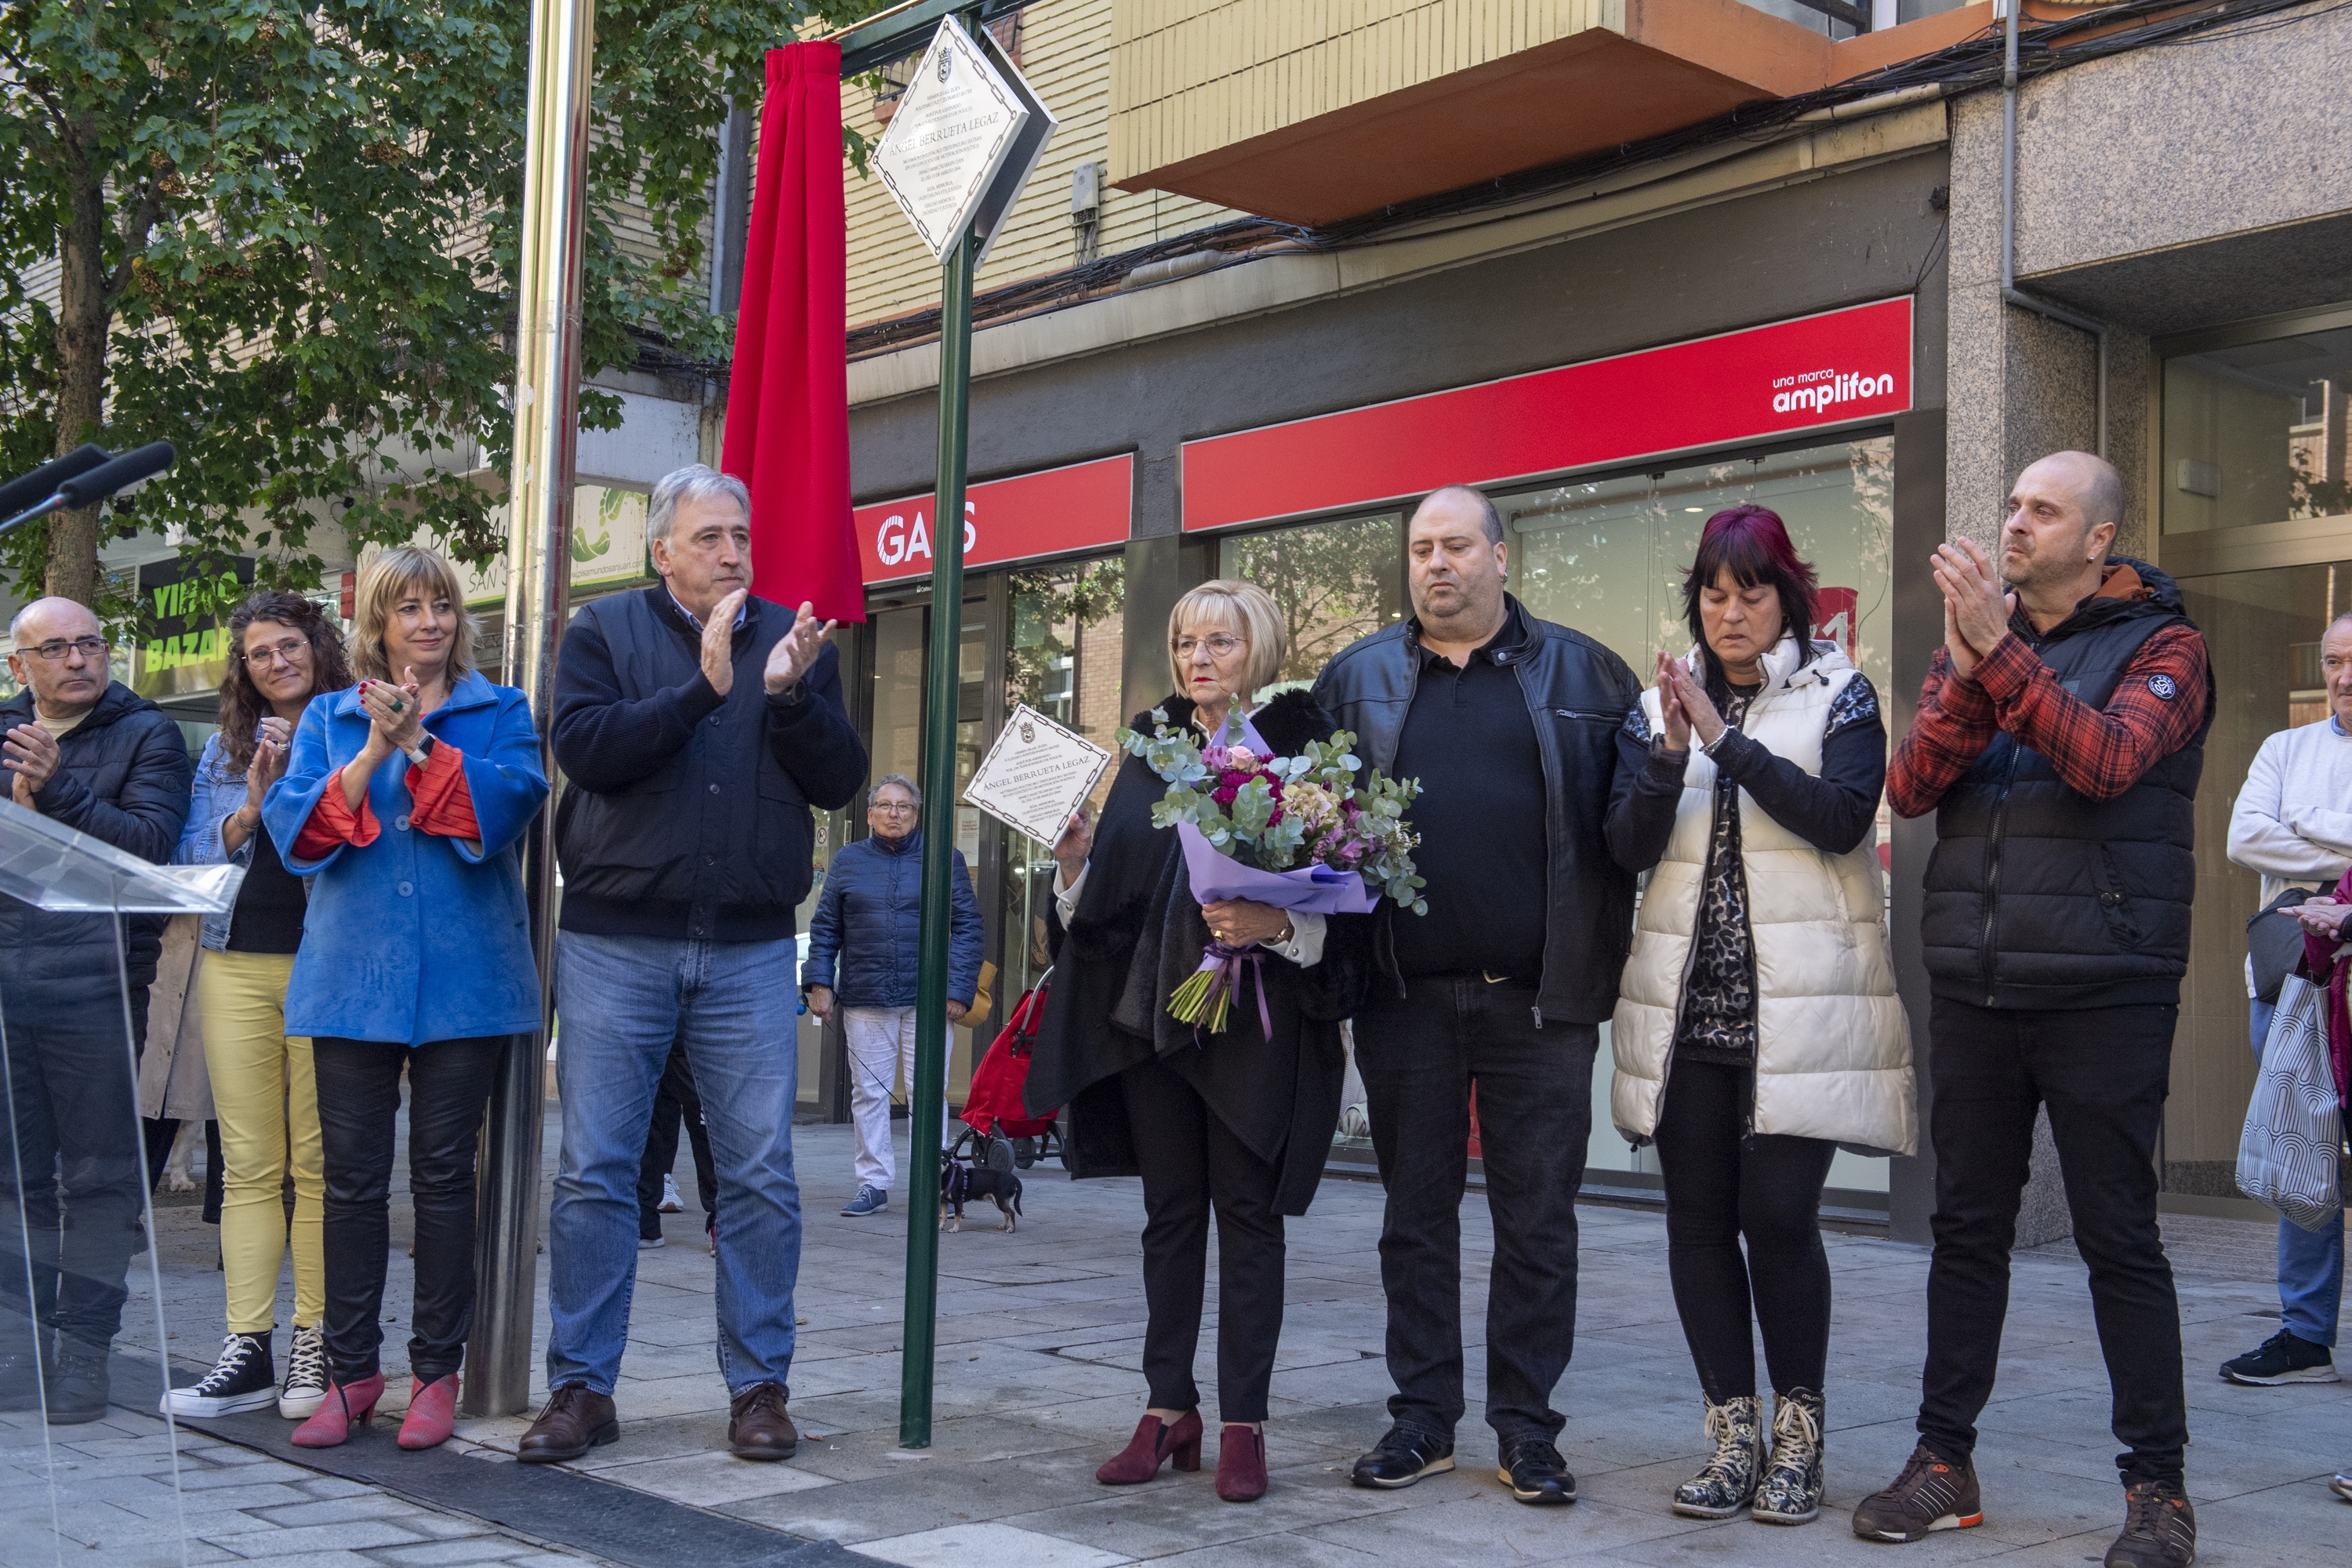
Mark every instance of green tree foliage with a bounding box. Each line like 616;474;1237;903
0;0;881;618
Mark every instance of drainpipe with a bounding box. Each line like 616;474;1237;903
2000;1;2108;457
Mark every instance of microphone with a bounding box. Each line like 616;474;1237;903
0;445;111;518
56;441;176;509
0;440;176;538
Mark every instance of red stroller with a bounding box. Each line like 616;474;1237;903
951;971;1065;1170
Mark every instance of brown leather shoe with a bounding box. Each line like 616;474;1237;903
517;1381;618;1464
728;1381;797;1461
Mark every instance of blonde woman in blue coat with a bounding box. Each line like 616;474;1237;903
262;547;548;1453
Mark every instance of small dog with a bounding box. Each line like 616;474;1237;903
938;1149;1023;1233
160;1122;201;1194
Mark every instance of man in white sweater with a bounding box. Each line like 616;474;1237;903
2222;612;2352;1387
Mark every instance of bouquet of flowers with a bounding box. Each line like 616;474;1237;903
1116;709;1425;1033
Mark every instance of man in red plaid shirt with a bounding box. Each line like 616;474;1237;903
1854;452;2212;1568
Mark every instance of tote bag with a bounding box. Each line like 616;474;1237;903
2237;973;2348;1232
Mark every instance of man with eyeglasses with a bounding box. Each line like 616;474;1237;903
799;773;982;1218
0;596;193;1423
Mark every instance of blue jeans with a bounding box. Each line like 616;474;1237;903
2251;997;2344;1347
546;931;803;1396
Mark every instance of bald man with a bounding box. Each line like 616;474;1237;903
1857;456;2210;1568
0;596;192;1424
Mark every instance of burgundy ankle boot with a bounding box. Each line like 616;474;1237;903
1097;1410;1203;1484
1216;1423;1267;1502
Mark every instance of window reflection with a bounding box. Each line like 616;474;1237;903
2164;323;2352;532
1216;514;1406;690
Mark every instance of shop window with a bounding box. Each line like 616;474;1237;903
2172;558;2352;1197
1497;436;1896;1196
1215;513;1406;691
2163;321;2352;533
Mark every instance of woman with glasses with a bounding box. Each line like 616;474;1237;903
163;592;354;1423
1026;580;1369;1504
265;548;547;1452
798;773;983;1218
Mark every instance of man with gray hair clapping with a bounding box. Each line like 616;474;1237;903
523;463;866;1467
800;771;982;1218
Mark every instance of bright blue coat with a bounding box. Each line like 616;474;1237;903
264;670;550;1046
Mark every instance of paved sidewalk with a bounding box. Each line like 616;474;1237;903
124;1116;2352;1567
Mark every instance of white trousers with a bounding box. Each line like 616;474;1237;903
843;1004;951;1192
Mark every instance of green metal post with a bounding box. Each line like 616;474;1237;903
899;229;978;1449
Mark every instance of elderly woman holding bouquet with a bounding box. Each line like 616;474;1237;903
1028;579;1372;1504
1605;504;1911;1526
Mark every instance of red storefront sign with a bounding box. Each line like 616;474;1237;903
855;453;1133;585
1181;297;1912;532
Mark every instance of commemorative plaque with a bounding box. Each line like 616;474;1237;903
963;702;1112;847
871;19;1056;267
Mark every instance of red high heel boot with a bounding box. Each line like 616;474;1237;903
1216;1424;1267;1502
1096;1410;1203;1484
290;1373;385;1448
398;1373;460;1450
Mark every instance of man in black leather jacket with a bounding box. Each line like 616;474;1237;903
1312;486;1638;1506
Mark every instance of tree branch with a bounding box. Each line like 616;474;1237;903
106;185;164;300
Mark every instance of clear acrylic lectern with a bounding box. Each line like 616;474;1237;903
0;795;241;1566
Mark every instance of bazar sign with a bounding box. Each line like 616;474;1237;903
856;453;1131;584
1181;298;1913;532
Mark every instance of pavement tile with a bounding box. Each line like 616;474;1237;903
852;1519;1134;1567
592;1446;838;1503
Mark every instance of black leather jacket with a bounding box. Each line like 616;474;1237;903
1312;595;1640;1025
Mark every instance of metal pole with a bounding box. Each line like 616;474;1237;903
466;0;595;1419
898;228;977;1449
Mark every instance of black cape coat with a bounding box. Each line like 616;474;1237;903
1023;689;1370;1216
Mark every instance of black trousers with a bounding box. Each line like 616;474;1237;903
1919;999;2186;1486
637;1039;717;1237
0;980;150;1352
1120;1056;1287;1423
1352;976;1596;1443
313;1036;503;1384
1653;1058;1836;1403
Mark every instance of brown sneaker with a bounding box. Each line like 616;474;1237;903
517;1381;619;1464
2103;1480;2195;1568
728;1381;797;1461
1852;1442;1983;1542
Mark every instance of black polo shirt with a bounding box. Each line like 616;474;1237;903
1390;619;1548;980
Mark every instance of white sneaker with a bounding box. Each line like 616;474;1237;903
659;1174;683;1214
162;1333;277;1417
279;1325;328;1420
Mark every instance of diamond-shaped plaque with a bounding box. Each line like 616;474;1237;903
873;20;1052;266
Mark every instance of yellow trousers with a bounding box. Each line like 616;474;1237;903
197;949;325;1334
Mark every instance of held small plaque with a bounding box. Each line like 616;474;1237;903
963;702;1112;848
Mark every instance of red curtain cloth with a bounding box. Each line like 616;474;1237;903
722;42;863;624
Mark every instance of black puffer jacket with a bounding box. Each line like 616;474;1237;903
1312;595;1641;1024
0;681;194;991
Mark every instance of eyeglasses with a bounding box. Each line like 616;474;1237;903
1173;634;1243;659
240;637;310;668
870;800;917;815
14;637;107;662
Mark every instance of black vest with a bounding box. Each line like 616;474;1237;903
1920;569;2212;1010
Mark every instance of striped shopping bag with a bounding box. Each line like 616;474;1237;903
2238;974;2348;1232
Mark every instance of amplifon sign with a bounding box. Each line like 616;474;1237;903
855;453;1132;585
1181;298;1912;532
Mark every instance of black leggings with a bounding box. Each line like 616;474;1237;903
312;1036;503;1384
1653;1058;1836;1402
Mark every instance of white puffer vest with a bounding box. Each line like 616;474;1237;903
1610;637;1915;1156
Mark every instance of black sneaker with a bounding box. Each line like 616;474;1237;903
2104;1479;2195;1568
163;1332;278;1418
1350;1425;1455;1490
45;1338;109;1425
2219;1328;2336;1385
1853;1442;1984;1542
1497;1437;1577;1505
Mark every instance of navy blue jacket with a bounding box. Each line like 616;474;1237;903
553;588;866;943
800;829;983;1009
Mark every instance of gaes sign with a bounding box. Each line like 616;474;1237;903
855;454;1131;585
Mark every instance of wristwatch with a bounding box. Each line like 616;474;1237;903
1276;914;1298;948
